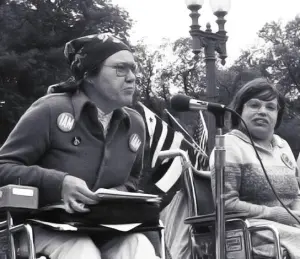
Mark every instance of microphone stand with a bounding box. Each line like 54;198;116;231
211;109;226;259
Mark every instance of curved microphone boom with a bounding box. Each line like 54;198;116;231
170;94;228;113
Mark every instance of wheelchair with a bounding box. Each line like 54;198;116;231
159;149;288;259
0;185;166;259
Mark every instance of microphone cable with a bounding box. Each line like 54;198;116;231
226;108;300;225
169;93;300;224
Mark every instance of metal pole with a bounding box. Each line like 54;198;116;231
214;128;226;259
205;36;217;154
186;5;229;259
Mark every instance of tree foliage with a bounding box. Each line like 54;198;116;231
0;0;132;143
214;16;300;156
2;2;300;156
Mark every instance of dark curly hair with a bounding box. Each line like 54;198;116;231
229;77;285;129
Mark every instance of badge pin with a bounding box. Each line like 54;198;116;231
129;134;141;153
57;113;75;132
281;153;294;170
72;136;81;146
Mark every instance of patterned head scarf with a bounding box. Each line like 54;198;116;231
64;33;132;80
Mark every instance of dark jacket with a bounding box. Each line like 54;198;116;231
0;91;146;206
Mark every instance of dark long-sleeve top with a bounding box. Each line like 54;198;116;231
0;91;146;206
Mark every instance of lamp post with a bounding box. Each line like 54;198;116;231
185;0;230;154
185;1;230;259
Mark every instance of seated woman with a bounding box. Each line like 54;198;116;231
210;77;300;258
0;34;159;259
161;77;300;259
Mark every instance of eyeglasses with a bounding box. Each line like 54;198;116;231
103;63;138;77
244;99;279;112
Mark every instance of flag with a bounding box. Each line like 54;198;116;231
163;108;208;170
162;109;194;144
136;102;207;194
193;111;209;170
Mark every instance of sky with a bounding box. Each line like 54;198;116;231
111;0;300;67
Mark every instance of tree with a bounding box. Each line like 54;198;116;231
0;0;132;143
257;18;300;95
231;17;300;97
167;37;206;98
133;40;163;109
209;16;300;155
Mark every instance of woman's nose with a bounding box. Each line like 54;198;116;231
126;69;136;82
257;105;268;114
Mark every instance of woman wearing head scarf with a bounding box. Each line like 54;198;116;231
210;78;300;258
0;34;159;259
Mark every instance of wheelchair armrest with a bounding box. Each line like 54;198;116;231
248;225;282;259
184;211;249;226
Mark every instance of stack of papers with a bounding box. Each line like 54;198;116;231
95;189;161;203
28;219;142;232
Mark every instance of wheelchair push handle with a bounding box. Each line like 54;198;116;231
158;149;190;162
158;150;210;179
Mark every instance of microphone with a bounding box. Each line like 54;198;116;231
170;94;228;112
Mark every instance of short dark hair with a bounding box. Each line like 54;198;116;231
229;77;285;129
47;62;104;94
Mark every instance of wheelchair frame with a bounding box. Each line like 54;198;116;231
159;148;284;259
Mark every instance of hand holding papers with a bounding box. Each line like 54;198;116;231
40;189;161;211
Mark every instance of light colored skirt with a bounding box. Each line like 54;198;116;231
19;226;159;259
160;190;191;259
